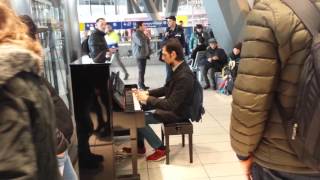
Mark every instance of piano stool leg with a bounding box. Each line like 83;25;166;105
189;133;193;163
165;135;170;165
161;128;164;143
182;134;185;147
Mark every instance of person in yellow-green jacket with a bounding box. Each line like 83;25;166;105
105;23;129;80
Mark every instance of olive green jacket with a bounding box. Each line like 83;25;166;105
231;0;320;174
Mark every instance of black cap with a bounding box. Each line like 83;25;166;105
195;24;203;29
166;16;176;21
208;38;217;44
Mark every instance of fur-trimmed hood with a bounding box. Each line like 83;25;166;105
0;44;42;85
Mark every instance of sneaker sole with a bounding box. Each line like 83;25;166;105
147;155;166;162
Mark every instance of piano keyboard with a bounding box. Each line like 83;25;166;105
125;91;141;112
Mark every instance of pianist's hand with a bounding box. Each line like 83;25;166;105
136;91;149;102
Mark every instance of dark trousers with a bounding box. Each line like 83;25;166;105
202;63;219;88
165;63;173;83
111;50;128;75
75;91;94;159
136;58;147;87
91;93;104;130
251;163;320;180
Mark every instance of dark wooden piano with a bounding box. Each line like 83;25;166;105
70;57;114;179
70;57;144;180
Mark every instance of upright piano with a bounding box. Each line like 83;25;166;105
70;57;114;179
70;57;145;180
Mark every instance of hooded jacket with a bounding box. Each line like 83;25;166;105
0;44;59;179
230;0;320;174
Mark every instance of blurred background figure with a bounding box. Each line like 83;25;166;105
228;42;242;80
105;23;129;80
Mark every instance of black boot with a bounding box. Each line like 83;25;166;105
79;156;101;169
89;153;104;162
203;84;210;89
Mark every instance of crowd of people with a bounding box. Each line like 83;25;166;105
1;0;320;180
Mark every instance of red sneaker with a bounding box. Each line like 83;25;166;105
122;147;146;155
146;149;166;161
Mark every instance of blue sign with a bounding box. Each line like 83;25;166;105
121;21;134;29
111;22;122;29
84;20;168;31
85;23;95;30
143;20;167;28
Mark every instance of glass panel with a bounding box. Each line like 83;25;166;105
31;0;70;106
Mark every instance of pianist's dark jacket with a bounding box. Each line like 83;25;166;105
147;61;194;123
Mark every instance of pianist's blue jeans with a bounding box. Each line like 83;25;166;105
137;112;164;149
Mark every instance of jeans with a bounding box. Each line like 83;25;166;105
137;112;164;149
111;51;128;75
57;151;78;180
136;58;147;87
251;163;320;180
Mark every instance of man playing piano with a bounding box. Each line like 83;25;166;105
123;38;195;161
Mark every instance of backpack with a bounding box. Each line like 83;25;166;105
280;0;320;170
81;37;90;56
189;74;205;122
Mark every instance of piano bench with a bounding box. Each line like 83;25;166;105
161;121;193;164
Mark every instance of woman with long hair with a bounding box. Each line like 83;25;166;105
0;3;59;179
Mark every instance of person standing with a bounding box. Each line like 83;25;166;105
230;0;320;179
105;23;129;80
0;3;59;179
162;16;185;83
19;14;78;179
132;21;151;90
81;18;107;169
88;18;109;63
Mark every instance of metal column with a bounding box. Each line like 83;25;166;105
203;0;250;52
165;0;178;16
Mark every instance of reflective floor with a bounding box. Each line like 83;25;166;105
82;64;246;180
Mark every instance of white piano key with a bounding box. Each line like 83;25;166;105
132;93;142;111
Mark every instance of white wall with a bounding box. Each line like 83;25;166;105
77;4;206;23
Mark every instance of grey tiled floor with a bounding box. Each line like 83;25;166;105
84;64;246;180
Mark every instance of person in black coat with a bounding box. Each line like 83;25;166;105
228;42;242;79
123;39;194;161
202;38;228;90
161;16;186;83
191;36;207;60
88;18;109;63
